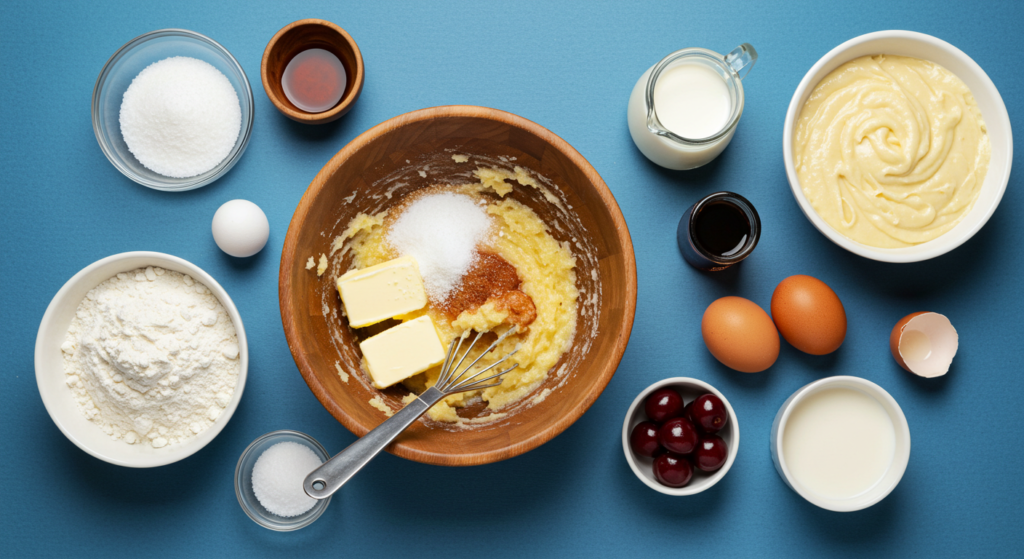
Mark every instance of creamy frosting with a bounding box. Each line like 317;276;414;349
794;55;990;248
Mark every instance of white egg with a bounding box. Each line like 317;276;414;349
211;200;269;257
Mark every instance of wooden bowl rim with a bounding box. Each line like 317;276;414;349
279;105;638;466
260;18;365;124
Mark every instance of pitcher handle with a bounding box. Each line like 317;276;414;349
725;43;757;80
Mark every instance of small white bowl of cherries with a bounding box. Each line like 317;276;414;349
622;377;739;495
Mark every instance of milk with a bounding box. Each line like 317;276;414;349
653;63;732;139
782;387;896;500
627;45;756;170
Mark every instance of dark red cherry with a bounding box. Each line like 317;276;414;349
694;434;728;472
683;400;695;423
653;452;693;487
691;394;729;433
629;421;661;458
657;417;698;455
644;388;684;423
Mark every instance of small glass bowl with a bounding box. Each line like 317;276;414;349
235;430;332;531
92;29;254;191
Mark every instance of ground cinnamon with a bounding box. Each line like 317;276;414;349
441;252;537;328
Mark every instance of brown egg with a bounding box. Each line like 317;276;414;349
701;296;780;373
770;275;846;355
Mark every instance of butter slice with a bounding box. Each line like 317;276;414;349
337;255;427;328
360;316;445;389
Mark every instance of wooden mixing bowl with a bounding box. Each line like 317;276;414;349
279;105;636;466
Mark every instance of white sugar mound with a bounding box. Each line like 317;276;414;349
119;56;241;178
251;441;323;518
386;192;492;301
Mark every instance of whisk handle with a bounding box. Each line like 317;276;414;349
303;386;444;499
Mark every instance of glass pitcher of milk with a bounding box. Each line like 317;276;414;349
627;44;757;170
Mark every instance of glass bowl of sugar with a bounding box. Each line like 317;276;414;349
92;29;254;191
235;430;332;531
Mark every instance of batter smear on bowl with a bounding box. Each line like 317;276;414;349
334;170;578;423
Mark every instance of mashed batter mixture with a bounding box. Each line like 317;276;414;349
336;168;578;422
794;55;990;248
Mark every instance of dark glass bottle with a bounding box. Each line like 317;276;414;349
677;192;760;271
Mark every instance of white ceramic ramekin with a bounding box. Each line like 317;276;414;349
770;376;910;512
35;252;248;467
622;377;739;496
782;30;1012;263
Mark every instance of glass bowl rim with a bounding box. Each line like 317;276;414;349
234;429;332;531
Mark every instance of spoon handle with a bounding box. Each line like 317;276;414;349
303;386;444;499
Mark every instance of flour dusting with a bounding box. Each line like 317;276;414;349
60;267;240;448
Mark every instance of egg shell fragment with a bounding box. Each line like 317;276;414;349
770;275;847;355
889;312;958;378
701;296;779;373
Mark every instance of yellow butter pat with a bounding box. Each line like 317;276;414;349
337;255;427;328
360;315;445;389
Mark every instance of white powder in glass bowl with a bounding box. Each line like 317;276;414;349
60;266;240;448
119;56;241;178
251;441;323;517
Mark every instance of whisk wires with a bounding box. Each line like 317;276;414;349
434;326;519;395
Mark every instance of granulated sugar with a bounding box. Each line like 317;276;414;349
385;192;492;301
119;56;241;178
251;442;323;517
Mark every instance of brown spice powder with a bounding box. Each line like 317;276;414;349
441;252;537;328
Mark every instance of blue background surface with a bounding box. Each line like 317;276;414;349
2;0;1021;556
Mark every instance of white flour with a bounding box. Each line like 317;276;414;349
61;266;240;448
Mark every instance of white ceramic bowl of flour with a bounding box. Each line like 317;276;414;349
35;252;248;467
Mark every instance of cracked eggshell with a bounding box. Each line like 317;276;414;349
889;312;958;378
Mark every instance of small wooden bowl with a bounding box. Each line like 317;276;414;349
280;106;637;466
261;19;364;124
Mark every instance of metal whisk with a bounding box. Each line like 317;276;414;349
303;327;519;500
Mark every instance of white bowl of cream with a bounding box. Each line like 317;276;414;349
783;30;1012;262
770;376;910;512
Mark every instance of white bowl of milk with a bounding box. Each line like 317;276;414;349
770;376;910;512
